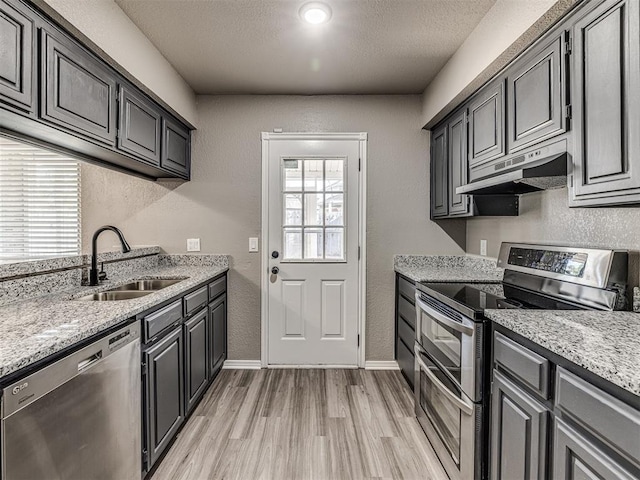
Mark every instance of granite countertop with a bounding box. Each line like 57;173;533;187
394;254;504;283
0;264;228;379
485;309;640;396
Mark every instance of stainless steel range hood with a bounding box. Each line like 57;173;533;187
457;141;568;195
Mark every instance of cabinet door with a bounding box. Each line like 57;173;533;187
184;308;208;413
0;0;34;111
571;0;640;205
209;294;227;379
430;125;448;218
144;327;184;470
469;80;505;167
491;370;548;480
118;85;161;165
40;27;117;145
507;35;565;152
553;418;638;480
448;111;470;216
161;116;190;177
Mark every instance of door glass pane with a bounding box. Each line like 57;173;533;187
325;193;343;226
304;228;323;259
325;159;344;191
284;194;302;226
283;159;302;192
283;228;302;259
304;159;323;191
325;228;344;260
304;193;324;226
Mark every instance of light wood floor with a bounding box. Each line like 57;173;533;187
150;369;448;480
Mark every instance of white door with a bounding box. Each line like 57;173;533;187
263;133;365;366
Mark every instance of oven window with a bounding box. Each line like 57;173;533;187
419;354;461;465
420;310;462;383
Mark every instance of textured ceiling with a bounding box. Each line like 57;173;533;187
114;0;498;95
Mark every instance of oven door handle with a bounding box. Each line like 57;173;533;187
416;353;474;416
415;296;474;336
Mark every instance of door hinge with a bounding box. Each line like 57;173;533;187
358;158;361;171
358;246;361;260
565;38;572;56
357;334;360;347
569;174;573;188
565;104;572;120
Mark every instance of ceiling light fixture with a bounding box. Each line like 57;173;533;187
299;2;332;25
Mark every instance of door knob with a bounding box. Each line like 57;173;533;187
271;266;279;275
271;251;279;259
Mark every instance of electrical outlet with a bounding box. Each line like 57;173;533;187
186;238;201;252
249;237;259;252
480;239;488;256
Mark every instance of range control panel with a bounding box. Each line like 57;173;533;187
507;247;588;278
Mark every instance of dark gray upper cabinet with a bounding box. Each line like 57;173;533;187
184;308;209;414
468;80;505;168
118;85;161;165
490;370;548;480
448;110;470;216
209;293;226;377
40;27;117;146
553;418;637;480
0;0;34;112
507;34;565;153
430;125;448;219
570;0;640;206
161;117;190;178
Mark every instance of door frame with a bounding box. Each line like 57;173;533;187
260;132;368;368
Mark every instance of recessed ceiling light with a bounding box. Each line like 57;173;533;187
299;2;332;25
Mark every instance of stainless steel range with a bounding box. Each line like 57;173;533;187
414;243;628;480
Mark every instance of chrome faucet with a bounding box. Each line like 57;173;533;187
89;226;131;286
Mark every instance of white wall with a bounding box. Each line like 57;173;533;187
421;0;557;127
80;95;466;361
41;0;198;126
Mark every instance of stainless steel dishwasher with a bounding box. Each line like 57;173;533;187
1;322;141;480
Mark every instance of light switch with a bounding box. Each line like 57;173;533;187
480;239;487;256
249;237;259;252
187;238;201;252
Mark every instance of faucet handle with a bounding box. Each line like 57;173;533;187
98;262;107;281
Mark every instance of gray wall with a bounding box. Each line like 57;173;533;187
467;187;640;257
81;95;465;361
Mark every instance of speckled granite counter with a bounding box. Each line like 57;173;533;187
485;309;640;396
0;261;228;379
394;254;504;283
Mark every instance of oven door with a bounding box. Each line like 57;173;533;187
414;345;480;480
415;292;480;400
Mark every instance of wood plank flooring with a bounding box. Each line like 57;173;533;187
150;369;448;480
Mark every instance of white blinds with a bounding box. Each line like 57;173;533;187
0;138;81;262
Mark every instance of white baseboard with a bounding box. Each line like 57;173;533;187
222;360;262;370
364;361;400;370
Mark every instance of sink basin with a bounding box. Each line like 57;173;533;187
108;279;184;292
78;291;152;301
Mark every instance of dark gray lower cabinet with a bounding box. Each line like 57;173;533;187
0;0;34;112
553;418;637;480
209;293;227;377
144;326;184;470
490;370;548;480
395;274;415;389
40;26;117;146
184;308;208;413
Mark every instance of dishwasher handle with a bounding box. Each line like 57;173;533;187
78;350;103;372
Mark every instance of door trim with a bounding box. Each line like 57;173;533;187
260;132;368;368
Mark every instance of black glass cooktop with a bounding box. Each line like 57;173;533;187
418;282;582;319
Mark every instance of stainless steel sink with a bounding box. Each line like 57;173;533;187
108;279;184;292
78;291;153;301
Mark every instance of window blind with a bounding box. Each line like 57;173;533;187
0;138;81;262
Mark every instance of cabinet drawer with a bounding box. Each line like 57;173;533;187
144;299;183;340
208;276;226;301
184;286;208;316
555;367;640;465
494;332;550;398
398;276;415;302
397;316;415;350
397;294;416;329
397;338;414;389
